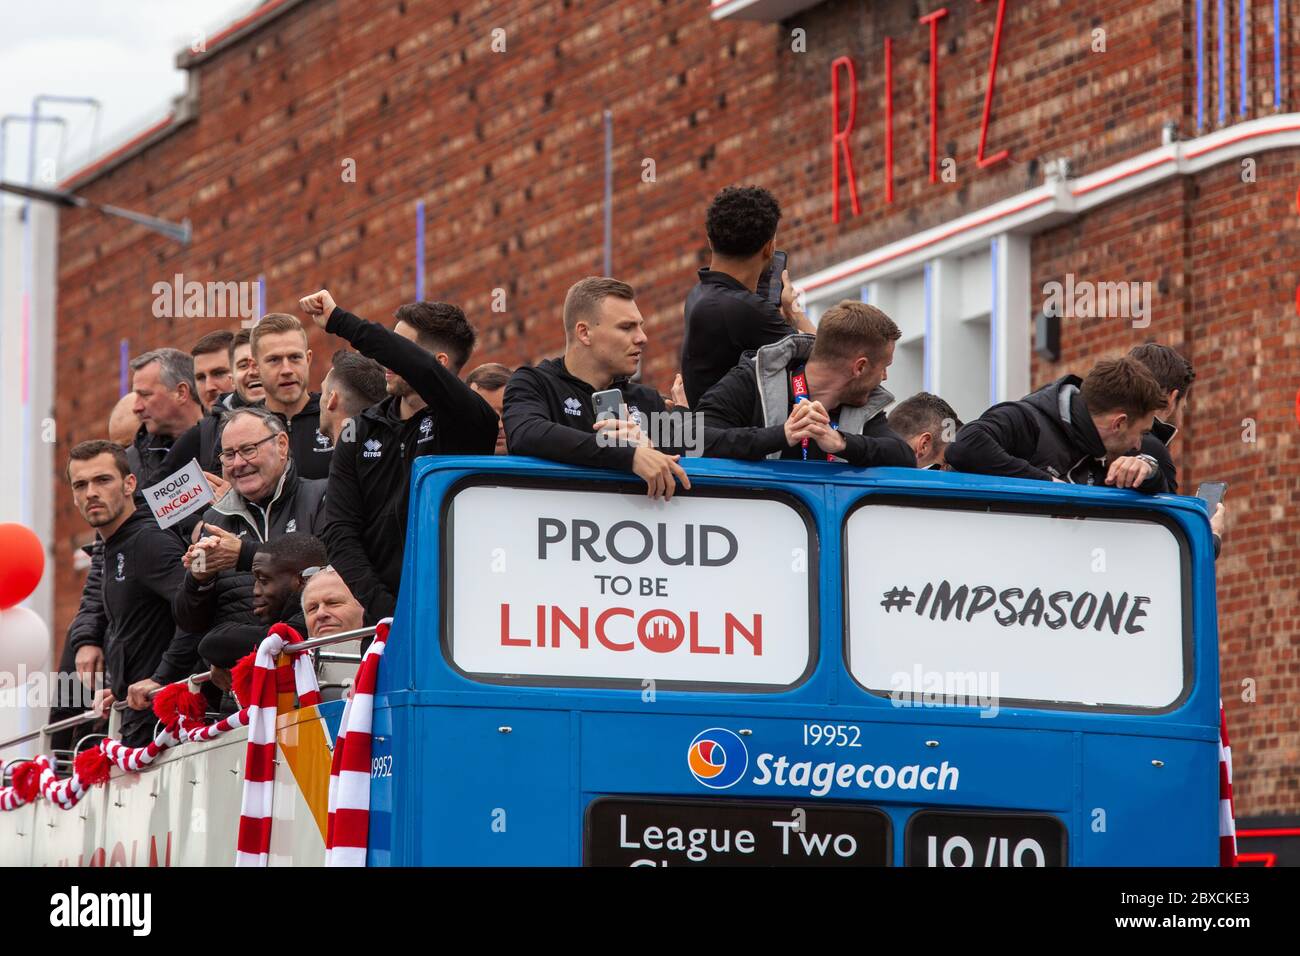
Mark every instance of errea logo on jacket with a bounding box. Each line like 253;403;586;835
564;397;583;416
363;439;383;459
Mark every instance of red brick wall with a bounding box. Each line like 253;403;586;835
1029;157;1300;814
53;0;1298;813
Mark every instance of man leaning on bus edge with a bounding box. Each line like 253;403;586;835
944;356;1166;490
1129;342;1226;552
888;392;964;470
696;300;916;467
503;276;692;501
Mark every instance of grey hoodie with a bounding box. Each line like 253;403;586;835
697;334;916;466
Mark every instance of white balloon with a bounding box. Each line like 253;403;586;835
0;606;51;676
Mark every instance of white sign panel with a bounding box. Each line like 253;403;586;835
845;504;1186;709
449;485;813;687
143;459;215;529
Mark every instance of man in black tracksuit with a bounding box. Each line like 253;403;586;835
66;442;198;747
681;185;816;406
250;313;334;479
173;408;327;692
267;391;332;478
1129;343;1225;554
48;538;108;752
1128;342;1199;494
698;302;916;467
298;288;499;625
944;357;1168;490
504;277;692;499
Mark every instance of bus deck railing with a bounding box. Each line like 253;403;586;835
0;626;376;779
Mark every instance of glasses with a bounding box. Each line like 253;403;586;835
301;565;333;580
218;433;278;465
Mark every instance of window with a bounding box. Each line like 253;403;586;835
442;478;819;691
802;233;1030;422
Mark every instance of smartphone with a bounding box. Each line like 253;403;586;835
1195;481;1227;513
592;388;624;423
764;250;788;306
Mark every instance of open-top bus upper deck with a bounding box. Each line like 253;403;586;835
0;457;1221;866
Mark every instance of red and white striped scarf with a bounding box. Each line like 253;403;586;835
235;623;320;867
2;630;1229;866
1219;699;1237;866
325;618;390;866
1;621;395;867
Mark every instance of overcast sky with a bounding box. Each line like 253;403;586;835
0;0;257;186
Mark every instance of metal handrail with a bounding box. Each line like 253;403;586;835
0;626;378;752
317;652;363;663
0;710;102;750
282;625;376;654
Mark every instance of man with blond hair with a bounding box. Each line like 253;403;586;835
251;313;333;478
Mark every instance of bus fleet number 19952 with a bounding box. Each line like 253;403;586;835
803;724;861;747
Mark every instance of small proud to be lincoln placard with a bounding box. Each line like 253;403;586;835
143;459;215;529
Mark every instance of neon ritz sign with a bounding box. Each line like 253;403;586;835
830;0;1011;220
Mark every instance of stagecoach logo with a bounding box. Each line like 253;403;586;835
363;438;383;459
417;416;434;443
688;728;749;790
564;397;583;416
314;429;331;450
114;553;126;582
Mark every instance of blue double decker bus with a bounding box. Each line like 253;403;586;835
366;455;1220;866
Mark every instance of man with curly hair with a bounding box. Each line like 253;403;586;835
680;185;816;407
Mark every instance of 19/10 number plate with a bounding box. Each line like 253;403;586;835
585;797;891;867
905;810;1067;867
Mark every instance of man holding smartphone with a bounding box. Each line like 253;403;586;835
680;185;817;407
504;277;691;500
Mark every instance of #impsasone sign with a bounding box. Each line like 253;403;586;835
448;485;813;687
845;503;1186;710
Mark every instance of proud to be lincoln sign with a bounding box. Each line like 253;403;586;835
446;483;815;689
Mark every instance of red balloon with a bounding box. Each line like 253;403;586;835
0;524;44;609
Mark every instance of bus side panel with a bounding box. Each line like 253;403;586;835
366;703;396;867
413;706;573;866
1079;734;1218;865
0;804;36;865
579;713;1075;813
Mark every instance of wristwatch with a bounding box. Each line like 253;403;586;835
1134;453;1159;475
